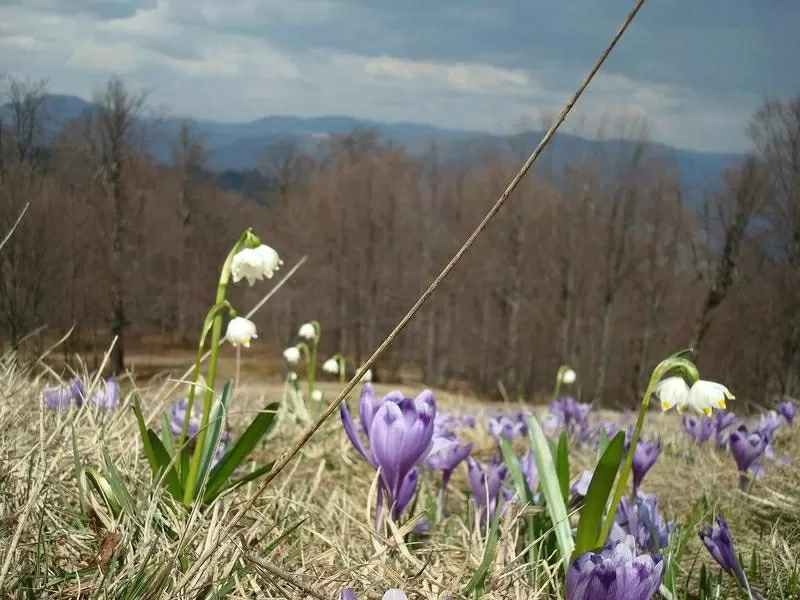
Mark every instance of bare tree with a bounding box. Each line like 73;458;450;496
690;157;766;354
171;120;208;340
0;77;50;351
748;96;800;395
77;76;150;374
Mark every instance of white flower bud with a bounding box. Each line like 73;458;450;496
311;389;323;402
297;322;317;340
283;346;301;364
561;368;576;384
322;358;339;374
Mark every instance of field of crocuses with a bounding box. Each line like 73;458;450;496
1;233;799;600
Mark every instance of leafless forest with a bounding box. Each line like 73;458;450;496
1;75;798;409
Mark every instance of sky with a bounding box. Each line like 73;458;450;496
1;0;798;153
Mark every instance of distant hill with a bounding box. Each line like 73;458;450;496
2;93;745;198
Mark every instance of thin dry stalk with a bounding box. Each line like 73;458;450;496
0;201;30;254
174;0;649;589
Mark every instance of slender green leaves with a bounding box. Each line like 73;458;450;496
573;431;625;558
525;412;575;568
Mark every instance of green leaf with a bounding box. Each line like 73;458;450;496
179;444;192;490
203;402;280;503
70;427;87;516
572;431;625;558
84;468;122;518
101;448;136;517
197;380;234;489
597;429;610;462
525;412;575;568
499;437;534;504
556;432;570;503
146;429;183;500
160;413;177;459
462;489;504;597
131;394;161;478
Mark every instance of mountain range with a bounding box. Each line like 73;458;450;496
2;93;746;197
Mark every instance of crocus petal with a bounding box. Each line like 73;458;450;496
382;591;408;600
340;589;358;600
340;401;373;465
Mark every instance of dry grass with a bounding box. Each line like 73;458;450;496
1;353;799;600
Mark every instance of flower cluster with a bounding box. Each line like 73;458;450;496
43;376;120;413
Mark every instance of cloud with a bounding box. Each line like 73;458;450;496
0;0;796;152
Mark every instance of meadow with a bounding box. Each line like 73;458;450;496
1;237;798;600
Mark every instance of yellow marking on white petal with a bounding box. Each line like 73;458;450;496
718;399;726;409
677;405;685;414
662;401;671;411
703;407;712;416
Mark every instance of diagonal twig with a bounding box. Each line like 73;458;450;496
0;202;30;254
174;0;649;589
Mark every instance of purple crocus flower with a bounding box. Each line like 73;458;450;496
631;438;661;496
699;516;764;599
755;410;782;441
715;410;739;432
426;440;473;490
488;415;525;442
520;450;539;499
89;377;120;409
615;492;675;553
777;399;797;425
571;470;594;498
42;377;98;413
340;589;409;600
728;425;768;489
467;456;508;527
682;414;715;445
566;535;664;600
167;397;229;466
341;384;436;527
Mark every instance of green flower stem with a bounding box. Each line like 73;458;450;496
596;377;656;545
182;230;254;505
552;364;569;403
597;352;698;546
178;299;235;454
336;354;346;384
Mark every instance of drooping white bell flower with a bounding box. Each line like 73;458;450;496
311;389;323;402
655;376;733;416
225;317;257;348
687;380;733;415
297;322;317;340
360;368;373;383
231;244;282;286
561;368;577;384
322;358;339;374
283;346;301;364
